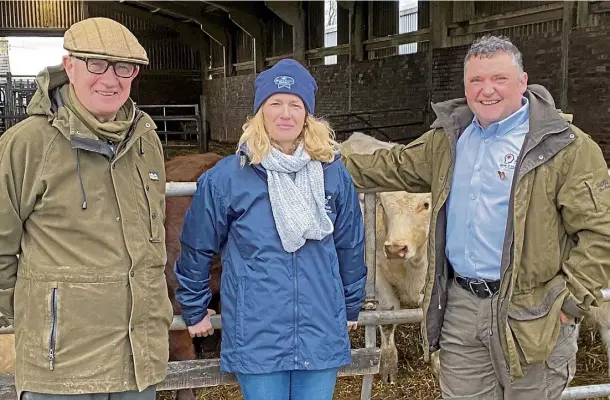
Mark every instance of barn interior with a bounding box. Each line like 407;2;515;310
1;1;610;399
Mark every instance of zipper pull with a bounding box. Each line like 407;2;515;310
49;348;55;371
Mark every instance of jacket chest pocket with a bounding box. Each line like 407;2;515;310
136;163;164;243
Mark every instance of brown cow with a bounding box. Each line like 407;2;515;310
164;153;224;400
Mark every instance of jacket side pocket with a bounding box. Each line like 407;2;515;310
507;280;568;366
236;278;245;347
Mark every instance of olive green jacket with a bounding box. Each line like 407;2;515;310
342;85;610;378
0;66;173;395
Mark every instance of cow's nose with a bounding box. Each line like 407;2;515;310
384;244;409;259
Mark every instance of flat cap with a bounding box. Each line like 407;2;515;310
64;17;149;65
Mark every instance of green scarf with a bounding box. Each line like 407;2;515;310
60;84;135;143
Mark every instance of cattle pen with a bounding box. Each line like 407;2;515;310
1;184;609;400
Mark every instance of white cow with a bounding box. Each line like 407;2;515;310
341;132;434;383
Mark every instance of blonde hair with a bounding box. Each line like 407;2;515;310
237;109;338;165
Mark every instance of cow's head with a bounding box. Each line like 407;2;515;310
378;191;431;260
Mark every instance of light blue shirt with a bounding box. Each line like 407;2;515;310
446;98;530;281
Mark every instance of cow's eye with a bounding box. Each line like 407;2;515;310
423;202;430;209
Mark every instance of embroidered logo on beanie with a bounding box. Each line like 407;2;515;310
274;76;295;89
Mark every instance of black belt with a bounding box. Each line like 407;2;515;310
455;275;500;299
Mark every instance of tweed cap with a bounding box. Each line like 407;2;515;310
64;17;149;65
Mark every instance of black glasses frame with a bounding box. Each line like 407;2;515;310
72;56;137;78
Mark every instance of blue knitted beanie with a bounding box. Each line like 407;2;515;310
253;58;317;114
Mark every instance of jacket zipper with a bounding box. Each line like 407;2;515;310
293;252;298;368
436;164;452;312
49;287;58;371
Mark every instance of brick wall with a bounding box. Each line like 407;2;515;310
567;25;610;161
206;54;429;144
205;75;256;142
205;27;610;162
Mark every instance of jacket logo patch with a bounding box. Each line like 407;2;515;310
598;180;609;191
149;172;159;181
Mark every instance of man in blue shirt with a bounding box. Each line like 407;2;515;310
437;37;579;400
343;35;610;400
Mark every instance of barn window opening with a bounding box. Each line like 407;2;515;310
4;36;66;76
398;0;418;55
324;0;338;65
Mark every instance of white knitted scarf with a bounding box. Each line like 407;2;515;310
260;144;334;252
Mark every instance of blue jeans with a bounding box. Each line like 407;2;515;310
235;368;339;400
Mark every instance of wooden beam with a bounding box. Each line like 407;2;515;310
590;1;610;13
292;2;307;64
0;348;380;397
133;0;204;20
448;3;564;37
367;1;374;60
265;1;306;64
305;44;351;59
560;2;574;112
167;308;423;331
210;2;266;72
130;1;229;48
363;28;430;52
265;1;299;26
337;1;351;11
224;25;236;77
350;1;365;62
208;2;262;38
108;2;201;40
452;1;475;23
576;1;590;27
0;28;65;37
430;1;450;48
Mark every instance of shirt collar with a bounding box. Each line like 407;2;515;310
473;96;530;137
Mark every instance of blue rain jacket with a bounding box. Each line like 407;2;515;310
174;150;367;374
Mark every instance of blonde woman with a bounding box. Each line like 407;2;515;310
174;59;367;400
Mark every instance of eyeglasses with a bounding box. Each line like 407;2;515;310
73;56;137;78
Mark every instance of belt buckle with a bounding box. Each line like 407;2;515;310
468;279;494;298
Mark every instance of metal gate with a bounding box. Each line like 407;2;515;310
0;73;37;134
0;74;207;153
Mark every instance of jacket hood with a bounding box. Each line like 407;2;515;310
26;64;71;120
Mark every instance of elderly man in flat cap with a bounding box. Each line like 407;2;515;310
0;17;172;400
